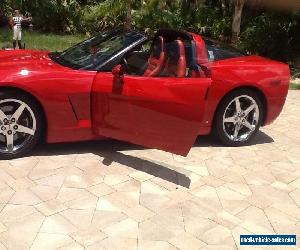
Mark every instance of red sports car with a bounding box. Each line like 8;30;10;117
0;29;290;159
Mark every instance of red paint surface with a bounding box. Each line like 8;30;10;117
0;33;290;156
92;73;211;156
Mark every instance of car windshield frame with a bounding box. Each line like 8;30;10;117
49;30;147;71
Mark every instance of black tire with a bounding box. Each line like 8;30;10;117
213;89;264;147
0;90;43;159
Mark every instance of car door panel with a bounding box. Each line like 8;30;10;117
92;72;211;156
92;73;133;137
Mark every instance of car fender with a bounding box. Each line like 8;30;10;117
201;57;289;129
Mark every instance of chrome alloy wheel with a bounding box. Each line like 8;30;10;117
222;95;260;142
0;99;36;154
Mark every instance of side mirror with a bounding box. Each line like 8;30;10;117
112;64;123;76
112;64;124;94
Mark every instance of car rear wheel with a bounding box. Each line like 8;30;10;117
0;90;43;159
214;89;264;146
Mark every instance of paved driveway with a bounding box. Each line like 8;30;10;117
0;91;300;250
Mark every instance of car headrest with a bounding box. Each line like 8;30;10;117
166;40;185;60
166;40;180;60
176;40;185;57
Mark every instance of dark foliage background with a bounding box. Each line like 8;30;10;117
0;0;299;66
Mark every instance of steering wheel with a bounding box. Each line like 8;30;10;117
122;57;132;75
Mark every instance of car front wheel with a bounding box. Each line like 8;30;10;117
214;89;264;146
0;90;43;159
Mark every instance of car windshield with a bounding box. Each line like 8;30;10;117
50;30;145;70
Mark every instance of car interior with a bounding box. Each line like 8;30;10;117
124;31;206;78
143;36;166;77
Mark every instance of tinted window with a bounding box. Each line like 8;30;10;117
205;40;244;62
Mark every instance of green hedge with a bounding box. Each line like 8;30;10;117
1;0;299;65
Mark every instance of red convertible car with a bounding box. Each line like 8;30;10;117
0;29;290;159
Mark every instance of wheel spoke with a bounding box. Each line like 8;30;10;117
235;98;241;114
0;109;7;121
243;120;255;131
12;103;26;122
244;104;255;116
224;116;236;123
6;133;14;152
16;125;35;135
233;124;240;139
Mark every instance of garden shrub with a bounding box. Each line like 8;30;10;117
0;0;299;65
239;12;300;65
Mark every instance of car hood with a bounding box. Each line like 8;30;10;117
0;49;66;71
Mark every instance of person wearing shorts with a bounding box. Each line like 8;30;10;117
10;9;31;49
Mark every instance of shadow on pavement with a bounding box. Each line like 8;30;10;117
33;140;191;188
32;131;273;188
101;151;191;188
193;130;274;147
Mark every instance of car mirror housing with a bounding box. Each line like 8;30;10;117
112;64;124;94
112;64;123;76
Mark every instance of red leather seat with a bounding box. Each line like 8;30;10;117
161;40;186;78
144;36;165;77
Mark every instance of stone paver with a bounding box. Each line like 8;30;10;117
0;91;300;249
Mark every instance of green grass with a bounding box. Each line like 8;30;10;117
290;82;300;90
0;28;86;52
290;68;300;90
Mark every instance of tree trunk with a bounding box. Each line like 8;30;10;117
182;0;199;16
166;0;173;8
124;3;132;30
231;0;246;43
190;0;199;10
220;0;226;13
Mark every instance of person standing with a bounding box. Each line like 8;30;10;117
9;9;31;49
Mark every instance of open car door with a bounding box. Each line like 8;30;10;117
92;69;211;156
